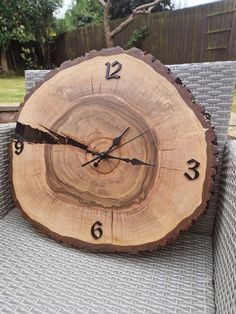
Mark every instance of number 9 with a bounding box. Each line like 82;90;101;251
14;140;24;155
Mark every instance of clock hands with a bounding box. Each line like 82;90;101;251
81;129;154;167
94;127;129;167
15;122;156;168
109;129;151;154
81;151;156;167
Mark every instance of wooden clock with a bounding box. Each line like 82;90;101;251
10;47;217;253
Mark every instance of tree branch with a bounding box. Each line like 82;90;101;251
133;0;162;13
110;15;134;38
97;0;106;7
110;0;162;38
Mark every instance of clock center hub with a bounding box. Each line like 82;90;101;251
87;137;120;174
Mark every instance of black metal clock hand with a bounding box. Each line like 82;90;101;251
81;155;103;167
94;127;129;167
107;127;129;152
102;155;156;166
109;129;151;154
81;153;156;167
82;129;151;167
14;122;99;156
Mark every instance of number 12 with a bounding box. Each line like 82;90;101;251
105;61;122;80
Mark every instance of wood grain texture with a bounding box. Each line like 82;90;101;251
9;47;217;253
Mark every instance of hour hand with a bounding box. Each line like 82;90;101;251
107;127;129;152
93;127;130;167
130;158;156;166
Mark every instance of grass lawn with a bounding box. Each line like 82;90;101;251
0;75;25;103
232;89;236;113
0;74;235;113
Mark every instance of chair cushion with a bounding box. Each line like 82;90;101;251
0;208;214;313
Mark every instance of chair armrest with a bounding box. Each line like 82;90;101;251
214;140;236;314
0;123;15;218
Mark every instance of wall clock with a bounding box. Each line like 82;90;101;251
10;47;217;253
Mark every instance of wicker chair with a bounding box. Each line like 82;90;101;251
0;61;235;314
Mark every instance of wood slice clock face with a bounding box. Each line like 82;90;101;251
10;47;217;253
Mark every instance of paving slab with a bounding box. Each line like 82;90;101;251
0;103;20;111
0;103;19;123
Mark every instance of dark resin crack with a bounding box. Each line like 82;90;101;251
14;122;97;155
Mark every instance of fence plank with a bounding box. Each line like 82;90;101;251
54;0;236;65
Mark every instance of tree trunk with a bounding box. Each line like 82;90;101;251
1;47;9;74
103;3;114;48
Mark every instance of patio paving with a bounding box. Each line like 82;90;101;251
0;103;19;110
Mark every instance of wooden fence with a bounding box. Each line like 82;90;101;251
54;0;236;66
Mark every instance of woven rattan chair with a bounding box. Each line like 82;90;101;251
0;61;235;314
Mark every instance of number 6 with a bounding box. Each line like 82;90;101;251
91;221;103;239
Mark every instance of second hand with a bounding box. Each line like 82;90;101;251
81;129;151;167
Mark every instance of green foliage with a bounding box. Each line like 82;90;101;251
0;0;62;69
0;0;33;49
26;0;63;41
25;0;63;68
0;0;62;48
110;0;174;20
75;0;103;27
56;0;174;34
56;17;72;34
20;47;40;70
110;0;131;20
56;0;103;34
124;25;149;49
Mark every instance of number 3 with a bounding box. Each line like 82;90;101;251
184;159;200;180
